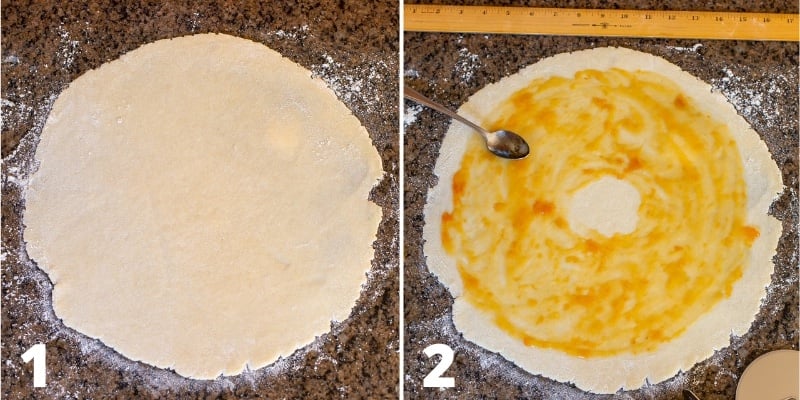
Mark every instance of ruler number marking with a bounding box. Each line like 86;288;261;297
21;343;46;388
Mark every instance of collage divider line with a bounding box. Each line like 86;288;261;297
398;2;406;398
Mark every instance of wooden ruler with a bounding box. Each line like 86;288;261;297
404;5;799;41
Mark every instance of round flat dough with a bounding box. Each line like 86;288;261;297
423;47;783;393
24;33;383;379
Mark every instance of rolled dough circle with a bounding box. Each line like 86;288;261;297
423;47;783;393
24;33;383;379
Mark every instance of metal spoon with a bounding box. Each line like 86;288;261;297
404;86;530;160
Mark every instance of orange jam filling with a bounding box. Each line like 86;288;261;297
441;68;757;357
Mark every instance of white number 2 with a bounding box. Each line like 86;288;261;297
423;343;455;388
21;343;46;388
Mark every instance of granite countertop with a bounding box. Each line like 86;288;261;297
1;1;398;399
403;0;798;399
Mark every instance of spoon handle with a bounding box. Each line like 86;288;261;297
404;86;489;138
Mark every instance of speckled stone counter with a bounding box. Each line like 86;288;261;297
403;1;798;399
2;1;398;399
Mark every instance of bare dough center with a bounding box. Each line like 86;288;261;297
567;176;641;237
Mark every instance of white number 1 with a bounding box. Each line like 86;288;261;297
423;343;455;388
21;343;46;387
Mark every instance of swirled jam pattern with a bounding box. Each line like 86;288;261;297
441;68;757;357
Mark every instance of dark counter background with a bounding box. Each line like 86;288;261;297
2;1;399;399
403;1;798;399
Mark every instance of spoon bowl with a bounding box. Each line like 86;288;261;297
404;86;530;160
485;129;530;159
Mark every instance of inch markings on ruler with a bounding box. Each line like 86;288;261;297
404;5;799;41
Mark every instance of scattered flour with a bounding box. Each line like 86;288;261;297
57;26;81;69
666;43;703;53
189;12;202;32
707;62;798;176
454;47;481;83
270;24;310;40
311;52;394;117
404;103;423;127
